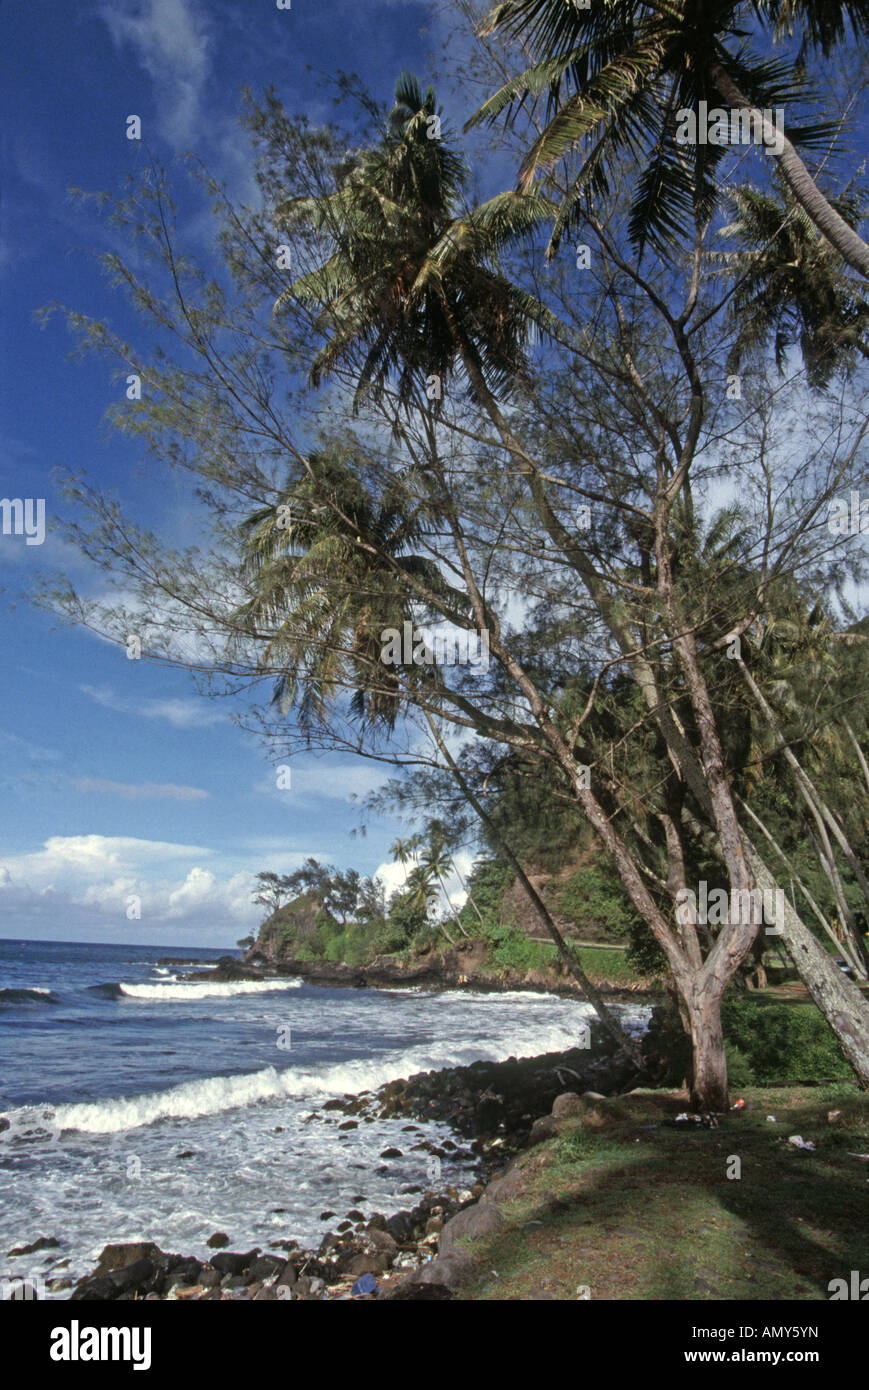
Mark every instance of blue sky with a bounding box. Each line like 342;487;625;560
0;0;466;946
1;3;865;946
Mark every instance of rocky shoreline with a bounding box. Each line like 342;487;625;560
184;945;657;1004
19;1026;648;1303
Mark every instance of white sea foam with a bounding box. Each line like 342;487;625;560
16;999;648;1137
118;979;302;1000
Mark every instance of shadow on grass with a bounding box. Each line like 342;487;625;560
465;1089;869;1300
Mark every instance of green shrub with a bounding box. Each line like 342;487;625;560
722;999;854;1082
323;934;347;963
722;1043;758;1088
386;887;429;943
641;997;856;1088
482;920;555;971
462;859;511;926
557;863;637;940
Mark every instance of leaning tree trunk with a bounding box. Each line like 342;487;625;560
737;792;866;978
710;64;869;279
644;681;869;1088
747;845;869;1087
434;870;470;939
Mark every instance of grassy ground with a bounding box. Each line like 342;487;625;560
471;938;653;987
458;1084;869;1300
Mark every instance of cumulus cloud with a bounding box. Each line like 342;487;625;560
372;849;474;913
0;834;260;941
96;0;212;148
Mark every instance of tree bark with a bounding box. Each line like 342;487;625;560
686;990;729;1112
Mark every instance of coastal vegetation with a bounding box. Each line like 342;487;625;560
38;0;869;1110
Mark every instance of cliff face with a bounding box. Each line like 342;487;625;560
251;890;332;963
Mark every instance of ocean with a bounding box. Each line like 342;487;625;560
0;937;649;1288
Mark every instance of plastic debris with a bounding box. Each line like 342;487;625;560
766;1115;777;1123
787;1135;816;1150
827;1110;842;1123
731;1099;746;1110
666;1112;717;1130
350;1273;377;1297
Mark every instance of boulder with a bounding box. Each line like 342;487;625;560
527;1114;561;1146
384;1212;415;1244
248;1255;283;1282
551;1092;588;1119
275;1261;297;1288
413;1249;474;1290
480;1167;527;1207
385;1280;454;1300
211;1250;258;1277
90;1242;165;1279
164;1257;202;1289
337;1251;392;1278
70;1277;119;1302
438;1202;504;1254
364;1229;399;1261
9;1236;60;1257
110;1259;156;1293
579;1099;632;1131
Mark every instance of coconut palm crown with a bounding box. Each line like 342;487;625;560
274;73;558;407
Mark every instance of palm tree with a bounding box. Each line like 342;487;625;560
418;828;472;939
446;852;487;928
234;448;464;731
273;72;557;411
716;178;869;386
405;862;456;943
732;603;869;973
389;836;416;868
467;0;869;275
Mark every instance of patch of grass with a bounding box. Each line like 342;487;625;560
457;1085;869;1301
575;946;644;984
556;1126;637;1165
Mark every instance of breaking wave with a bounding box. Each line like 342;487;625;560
0;987;58;1006
118;979;302;1000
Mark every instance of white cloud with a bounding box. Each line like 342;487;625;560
1;834;211;884
97;0;212;148
255;759;389;804
0;833;260;940
372;849;475;913
80;683;226;728
73;777;209;801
